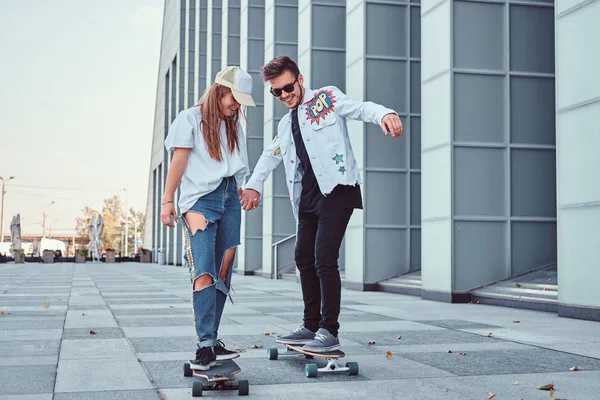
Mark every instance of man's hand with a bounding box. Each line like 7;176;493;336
381;113;403;138
160;202;178;227
240;189;260;211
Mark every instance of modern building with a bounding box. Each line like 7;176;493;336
144;0;600;322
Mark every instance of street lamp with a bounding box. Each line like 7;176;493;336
0;176;16;243
123;188;129;256
42;201;55;238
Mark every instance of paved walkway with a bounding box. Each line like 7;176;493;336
1;263;599;399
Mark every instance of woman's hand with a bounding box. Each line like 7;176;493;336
161;201;178;227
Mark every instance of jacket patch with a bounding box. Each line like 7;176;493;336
273;147;281;156
306;90;336;125
332;154;344;164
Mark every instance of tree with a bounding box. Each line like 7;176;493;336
75;207;100;240
127;208;146;253
74;197;146;254
101;195;123;251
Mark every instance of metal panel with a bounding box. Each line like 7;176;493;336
454;221;507;291
366;4;407;58
511;149;557;218
511;222;557;275
510;76;555;145
509;4;554;74
366;59;408;115
453;1;505;70
454;147;506;217
366;171;408;226
454;74;505;143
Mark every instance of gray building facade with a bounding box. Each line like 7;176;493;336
145;0;600;322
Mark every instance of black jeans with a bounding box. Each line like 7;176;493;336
294;207;354;338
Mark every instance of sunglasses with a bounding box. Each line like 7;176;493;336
270;77;298;97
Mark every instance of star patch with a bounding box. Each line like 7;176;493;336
332;154;344;164
306;90;336;125
338;166;346;175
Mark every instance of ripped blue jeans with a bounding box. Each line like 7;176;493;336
181;176;241;348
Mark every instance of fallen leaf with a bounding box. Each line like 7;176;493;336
235;348;246;353
447;350;453;353
386;351;393;358
488;392;496;399
396;336;402;340
550;389;555;398
484;333;493;337
43;301;49;308
368;341;376;345
537;383;554;391
459;352;467;356
513;381;519;385
250;345;263;349
515;283;522;288
169;305;174;308
542;288;549;291
89;330;96;335
513;320;520;323
82;312;86;316
569;366;580;371
264;331;276;336
0;310;6;315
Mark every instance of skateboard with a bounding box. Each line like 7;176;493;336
183;359;249;397
267;342;359;378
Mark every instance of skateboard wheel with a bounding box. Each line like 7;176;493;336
305;363;318;378
183;362;192;377
238;379;249;396
346;361;359;376
267;348;278;360
192;380;203;397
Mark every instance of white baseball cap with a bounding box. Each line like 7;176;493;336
214;66;256;107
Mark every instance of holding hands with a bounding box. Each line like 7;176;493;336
239;189;261;211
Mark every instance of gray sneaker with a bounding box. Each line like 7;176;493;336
301;328;340;352
275;324;316;344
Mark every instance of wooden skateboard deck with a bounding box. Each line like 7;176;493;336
283;343;345;358
191;359;240;382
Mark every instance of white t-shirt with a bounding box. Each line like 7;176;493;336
164;106;249;214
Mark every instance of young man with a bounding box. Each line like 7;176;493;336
240;56;402;352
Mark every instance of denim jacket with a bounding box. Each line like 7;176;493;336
244;85;396;219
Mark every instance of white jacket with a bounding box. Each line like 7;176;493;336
245;85;396;219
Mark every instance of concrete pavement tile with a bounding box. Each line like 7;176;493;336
62;328;124;340
0;356;57;366
417;319;501;330
0;320;65;330
0;329;62;341
0;365;56;396
59;339;135;360
400;348;600;376
55;358;152;392
0;395;53;400
64;310;117;329
0;341;61;357
423;370;600;400
53;390;160;400
111;308;191;316
340;329;494;347
129;337;197;353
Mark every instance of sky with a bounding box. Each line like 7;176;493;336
0;0;163;238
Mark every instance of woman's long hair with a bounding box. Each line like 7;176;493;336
198;84;242;161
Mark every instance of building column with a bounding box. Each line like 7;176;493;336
238;0;265;274
206;0;222;84
344;1;421;290
222;0;240;67
421;0;556;301
260;0;298;277
556;0;600;321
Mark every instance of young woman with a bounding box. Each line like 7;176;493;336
160;66;255;370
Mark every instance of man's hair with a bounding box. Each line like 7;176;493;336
260;56;300;82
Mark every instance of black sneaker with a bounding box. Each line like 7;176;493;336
214;339;239;360
189;346;216;371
